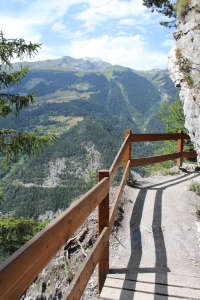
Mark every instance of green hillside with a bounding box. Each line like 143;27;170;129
0;58;177;218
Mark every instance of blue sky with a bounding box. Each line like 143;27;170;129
0;0;175;70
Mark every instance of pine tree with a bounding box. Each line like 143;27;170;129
143;0;177;27
0;32;57;202
0;31;56;164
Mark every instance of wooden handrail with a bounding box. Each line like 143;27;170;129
0;177;109;299
130;132;190;142
0;130;197;300
64;162;130;300
130;152;181;167
109;132;130;185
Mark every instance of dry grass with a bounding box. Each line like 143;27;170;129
67;117;84;127
45;90;90;103
174;0;190;18
49;116;70;123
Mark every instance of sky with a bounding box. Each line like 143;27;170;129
0;0;175;70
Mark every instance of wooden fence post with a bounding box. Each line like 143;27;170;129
124;130;131;180
98;170;109;293
177;130;183;167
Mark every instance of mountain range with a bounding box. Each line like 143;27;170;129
0;56;177;219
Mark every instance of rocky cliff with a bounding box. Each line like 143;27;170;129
168;0;200;164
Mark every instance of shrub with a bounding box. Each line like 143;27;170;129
189;181;200;195
174;0;190;18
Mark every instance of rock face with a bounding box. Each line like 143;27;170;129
168;0;200;164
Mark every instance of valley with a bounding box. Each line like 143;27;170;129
0;57;177;219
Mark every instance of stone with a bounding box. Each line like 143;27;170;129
168;0;200;164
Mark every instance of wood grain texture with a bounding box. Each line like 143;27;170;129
130;152;181;167
182;151;197;158
123;130;131;181
177;130;183;167
130;133;190;142
98;170;110;293
0;177;109;300
109;133;130;185
109;161;130;229
1;129;196;300
63;227;110;300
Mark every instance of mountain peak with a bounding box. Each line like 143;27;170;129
12;55;112;71
61;56;112;70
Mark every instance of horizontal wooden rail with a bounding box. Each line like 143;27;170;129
63;161;131;300
63;227;110;300
109;133;130;185
0;129;197;300
130;153;181;167
182;151;197;158
130;133;190;142
130;151;197;168
109;161;130;229
0;177;109;300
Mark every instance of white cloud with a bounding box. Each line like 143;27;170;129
118;19;137;26
70;35;168;70
0;0;84;40
0;16;41;43
11;44;65;64
11;0;27;3
162;39;174;47
76;0;150;27
0;0;172;69
51;21;67;33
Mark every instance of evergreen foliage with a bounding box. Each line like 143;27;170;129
0;32;57;165
143;0;177;27
0;61;177;218
147;97;194;173
159;96;185;133
0;216;48;261
143;0;175;17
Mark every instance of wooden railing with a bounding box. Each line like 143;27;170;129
0;130;197;300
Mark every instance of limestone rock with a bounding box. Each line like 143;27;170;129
168;0;200;163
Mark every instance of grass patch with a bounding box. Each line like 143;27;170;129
188;182;200;219
174;0;190;18
49;115;70;123
189;181;200;195
194;204;200;219
144;165;179;177
160;168;179;176
35;117;84;135
68;117;84;126
194;4;200;13
25;78;46;89
102;65;126;80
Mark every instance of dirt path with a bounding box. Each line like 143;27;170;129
22;168;200;300
110;169;200;281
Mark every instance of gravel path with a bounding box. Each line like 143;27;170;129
22;167;200;299
110;169;200;280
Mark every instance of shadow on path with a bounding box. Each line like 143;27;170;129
109;172;200;299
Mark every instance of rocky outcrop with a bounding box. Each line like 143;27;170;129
168;0;200;164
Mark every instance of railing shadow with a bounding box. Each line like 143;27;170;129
109;172;200;299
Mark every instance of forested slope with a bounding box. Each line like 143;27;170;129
0;59;177;218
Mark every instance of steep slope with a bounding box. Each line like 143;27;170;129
8;64;175;133
168;0;200;164
0;58;177;218
0;118;122;218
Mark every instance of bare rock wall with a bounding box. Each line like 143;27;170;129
168;0;200;163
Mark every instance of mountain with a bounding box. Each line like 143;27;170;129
0;57;177;218
12;56;112;71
